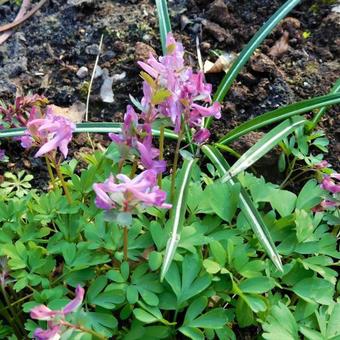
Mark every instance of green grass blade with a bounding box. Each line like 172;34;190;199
222;116;305;182
160;158;195;281
0;122;179;140
218;93;340;145
205;0;301;128
308;78;340;131
202;145;283;271
155;0;172;55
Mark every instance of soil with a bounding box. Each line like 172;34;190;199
0;0;339;182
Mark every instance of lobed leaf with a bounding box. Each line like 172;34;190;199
202;145;283;271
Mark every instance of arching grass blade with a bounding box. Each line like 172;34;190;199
308;78;340;131
205;0;301;128
160;158;195;281
218;93;340;145
155;0;172;55
0;123;179;140
202;145;283;271
222;116;306;182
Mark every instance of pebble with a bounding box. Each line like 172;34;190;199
76;66;89;79
85;44;99;55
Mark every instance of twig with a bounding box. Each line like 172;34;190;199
0;0;31;45
0;0;48;33
85;34;104;121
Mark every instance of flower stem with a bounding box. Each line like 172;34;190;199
123;226;128;261
45;156;56;189
158;125;165;188
54;160;73;204
170;128;184;202
61;320;107;340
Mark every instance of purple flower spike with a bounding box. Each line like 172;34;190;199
193;128;211;144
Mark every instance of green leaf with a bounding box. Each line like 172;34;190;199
151;89;172;105
309;78;340;131
239;277;276;294
222;117;306;182
161;159;196;281
184;297;208;324
296;179;324;211
327;303;340;338
217;93;340;144
235;298;254;328
205;0;301;128
203;259;221;274
295;209;314;242
155;0;172;55
202;145;283;271
179;326;205;340
189;309;228;329
205;182;240;223
149;251;162;271
292;278;335;305
127;285;139;304
262;302;299;340
209;240;227;266
134;309;159;324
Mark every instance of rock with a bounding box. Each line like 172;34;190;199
250;53;283;76
134;42;156;62
113;41;126;53
94;65;103;79
102;50;116;62
85;44;99;56
112;72;126;83
202;20;233;43
76;66;89;79
207;0;237;27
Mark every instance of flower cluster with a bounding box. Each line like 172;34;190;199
313;163;340;212
30;285;84;340
94;169;172;224
138;33;221;138
21;107;75;159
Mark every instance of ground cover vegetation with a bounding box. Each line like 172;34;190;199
0;0;339;339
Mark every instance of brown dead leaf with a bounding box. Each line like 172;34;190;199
49;102;86;123
269;31;290;58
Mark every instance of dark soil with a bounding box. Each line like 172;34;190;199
0;0;339;181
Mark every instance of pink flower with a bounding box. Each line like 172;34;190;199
137;141;166;174
22;108;75;158
321;174;340;194
193;128;211;144
314;160;329;169
34;325;61;340
109;105;139;147
137;33;221;132
93;170;172;213
30;285;84;340
30;285;84;321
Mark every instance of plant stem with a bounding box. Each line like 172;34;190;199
123;227;128;261
129;160;138;179
54;160;73;204
170;128;184;201
0;298;22;338
45;156;56;189
158;125;165;188
61;320;107;340
0;285;25;334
